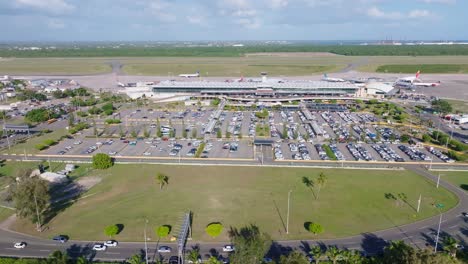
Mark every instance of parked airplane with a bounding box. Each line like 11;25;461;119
179;71;200;78
395;71;441;88
322;73;346;82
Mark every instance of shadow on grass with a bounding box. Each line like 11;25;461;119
43;181;84;226
461;184;468;191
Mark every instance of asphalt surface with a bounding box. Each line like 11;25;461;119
0;162;466;261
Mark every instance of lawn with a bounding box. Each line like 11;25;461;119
445;99;468;113
11;165;458;242
375;64;468;74
0;207;14;222
435;171;468;192
1;128;68;155
0;58;111;75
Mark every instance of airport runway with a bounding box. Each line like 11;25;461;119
0;164;466;261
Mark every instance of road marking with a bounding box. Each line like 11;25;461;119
418;225;430;230
39;249;51;252
43;243;56;246
105;252;120;255
449;225;459;229
402;235;414;239
4;248;18;250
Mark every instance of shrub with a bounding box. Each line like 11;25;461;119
35;144;47;151
205;223;223;237
43;139;57;146
76;111;88;117
422;134;431;143
105;119;121;124
104;224;119;238
156;225;171;238
306;222;324;235
92;153;113;169
400;134;410;143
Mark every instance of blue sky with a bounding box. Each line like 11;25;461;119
1;0;467;41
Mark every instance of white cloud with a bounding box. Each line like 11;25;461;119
13;0;74;14
419;0;455;4
148;0;176;23
47;18;65;29
187;15;205;25
367;6;434;20
268;0;288;9
234;18;261;29
408;9;431;18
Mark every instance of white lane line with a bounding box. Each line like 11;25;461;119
418;225;430;230
402;236;414;239
4;248;18;250
39;249;51;252
449;224;459;229
105;252;120;255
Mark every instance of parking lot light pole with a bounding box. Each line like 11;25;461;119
144;219;149;264
434;203;444;253
436;174;443;189
286;190;292;234
417;194;421;213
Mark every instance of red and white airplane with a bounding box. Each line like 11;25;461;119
395;71;441;88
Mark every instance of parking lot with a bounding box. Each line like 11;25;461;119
42;107;451;164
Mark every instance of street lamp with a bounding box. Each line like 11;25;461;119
286;190;292;234
144;219;149;264
434;203;444;253
436;174;444;189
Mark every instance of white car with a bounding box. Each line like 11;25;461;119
143;152;151;156
157;246;172;253
222;245;235;252
14;242;27;249
104;240;118;247
108;151;117;155
92;244;107;251
73;141;82;145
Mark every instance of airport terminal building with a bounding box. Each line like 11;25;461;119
151;80;360;98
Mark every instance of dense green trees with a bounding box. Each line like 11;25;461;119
7;172;50;230
432;99;453;115
25;108;59;123
229;225;272;264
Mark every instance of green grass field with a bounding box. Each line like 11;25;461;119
445;99;468;113
1;129;68;155
121;57;345;76
0;207;14;222
2;55;468;75
11;165;457;242
0;58;111;75
436;171;468;192
375;64;468;74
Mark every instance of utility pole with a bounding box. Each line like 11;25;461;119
286;190;292;234
434;203;444;253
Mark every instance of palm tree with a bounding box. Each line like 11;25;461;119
342;250;363;264
442;236;459;257
75;256;88;264
316;172;327;200
127;253;144;264
156;173;169;190
325;246;342;264
187;248;201;263
309;246;323;264
206;256;222;264
48;250;69;264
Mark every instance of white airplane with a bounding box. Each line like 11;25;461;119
395;71;441;88
178;71;200;78
322;73;346;82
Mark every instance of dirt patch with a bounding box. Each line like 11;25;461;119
77;176;102;190
245;52;342;57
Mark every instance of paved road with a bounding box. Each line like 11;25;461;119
0;164;466;261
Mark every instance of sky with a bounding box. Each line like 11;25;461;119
1;0;468;41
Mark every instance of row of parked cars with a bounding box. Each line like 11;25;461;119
398;145;432;161
347;143;374;161
372;144;404;162
290;143;312;160
426;147;454;163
